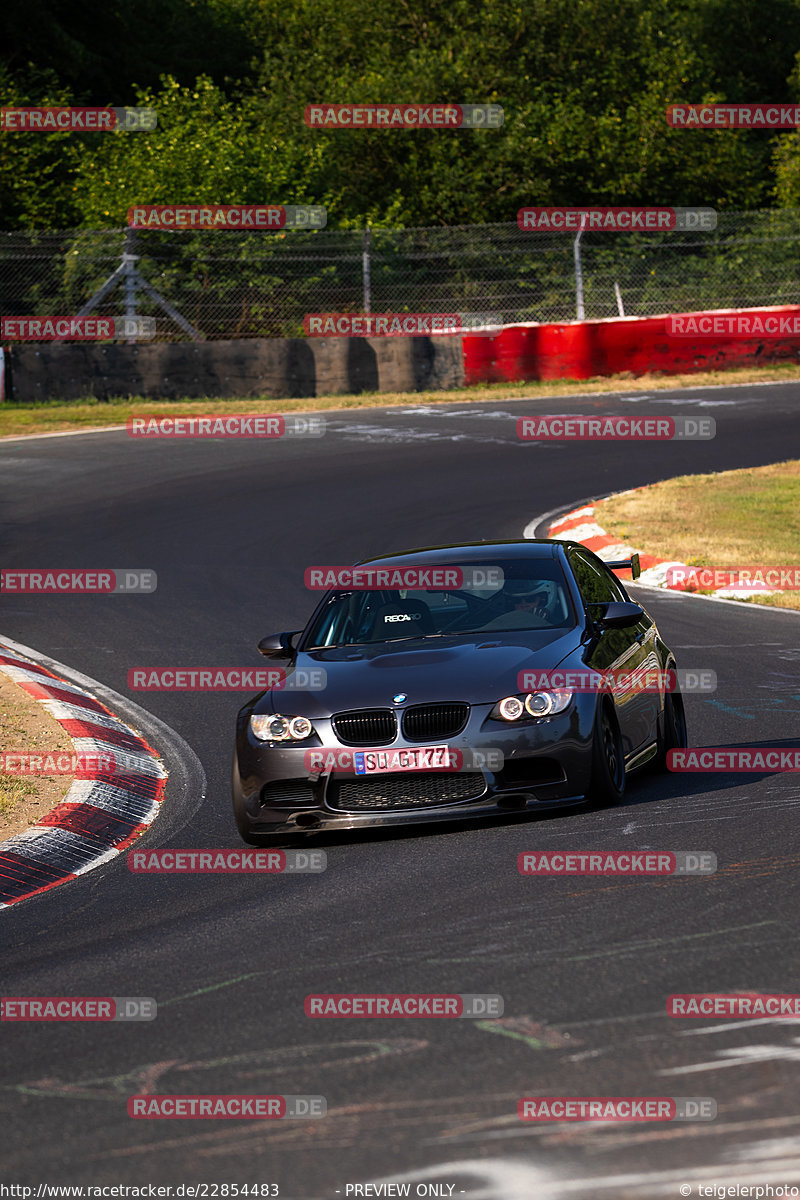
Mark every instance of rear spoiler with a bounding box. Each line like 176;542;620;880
606;552;641;580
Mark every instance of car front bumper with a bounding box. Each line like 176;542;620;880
233;698;597;838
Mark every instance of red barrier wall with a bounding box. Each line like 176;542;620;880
462;306;800;384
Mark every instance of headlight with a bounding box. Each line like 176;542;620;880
497;696;525;721
492;691;573;721
525;689;572;717
250;714;315;742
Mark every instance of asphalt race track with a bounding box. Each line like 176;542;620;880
2;380;800;1198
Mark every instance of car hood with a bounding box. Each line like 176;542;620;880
257;629;581;716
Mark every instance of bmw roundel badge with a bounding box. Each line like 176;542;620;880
393;693;408;703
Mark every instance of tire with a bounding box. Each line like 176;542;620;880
657;684;688;770
587;699;626;806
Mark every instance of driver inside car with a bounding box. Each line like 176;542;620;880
504;580;551;620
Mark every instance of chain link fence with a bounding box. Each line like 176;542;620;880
1;211;799;341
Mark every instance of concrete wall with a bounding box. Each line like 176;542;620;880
5;335;464;402
6;305;800;401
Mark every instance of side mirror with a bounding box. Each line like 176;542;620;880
257;631;301;658
593;601;646;628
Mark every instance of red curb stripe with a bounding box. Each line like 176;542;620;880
0;855;79;903
549;513;595;532
0;850;75;887
38;802;142;842
636;554;662;571
59;719;151;753
16;680;112;714
0;644;166;907
79;771;165;799
581;535;617;552
110;821;151;854
84;728;164;763
0;654;61;679
547;505;711;594
68;784;160;823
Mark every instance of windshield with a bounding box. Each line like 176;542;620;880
303;559;575;648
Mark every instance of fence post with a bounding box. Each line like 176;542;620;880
363;226;371;314
574;228;585;320
123;228;137;342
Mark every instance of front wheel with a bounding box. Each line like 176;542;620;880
656;685;688;770
587;699;626;806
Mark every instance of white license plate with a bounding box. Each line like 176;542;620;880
354;746;453;775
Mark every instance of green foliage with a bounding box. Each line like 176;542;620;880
772;51;800;203
2;0;800;229
0;65;85;227
70;76;323;225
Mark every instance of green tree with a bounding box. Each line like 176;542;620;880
0;65;84;226
3;0;800;230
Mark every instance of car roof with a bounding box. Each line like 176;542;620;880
355;539;564;568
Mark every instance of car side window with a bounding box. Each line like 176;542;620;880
569;550;628;606
310;597;352;646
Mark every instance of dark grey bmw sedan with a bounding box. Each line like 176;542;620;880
232;539;687;843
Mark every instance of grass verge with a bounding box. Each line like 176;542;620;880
597;460;800;610
0;671;75;840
